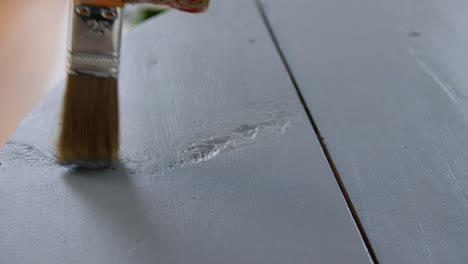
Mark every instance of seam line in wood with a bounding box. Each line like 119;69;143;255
254;1;379;263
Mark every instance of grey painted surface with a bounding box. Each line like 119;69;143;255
260;0;468;263
0;0;372;263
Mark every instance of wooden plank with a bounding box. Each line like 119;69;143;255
259;0;468;263
0;0;372;263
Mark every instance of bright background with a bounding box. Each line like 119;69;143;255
0;0;68;146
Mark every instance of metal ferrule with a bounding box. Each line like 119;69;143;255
68;3;123;78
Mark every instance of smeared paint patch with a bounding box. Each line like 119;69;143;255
1;142;113;170
121;149;161;175
233;117;290;138
1;141;55;166
170;111;292;168
176;136;235;165
1;107;295;174
117;110;295;176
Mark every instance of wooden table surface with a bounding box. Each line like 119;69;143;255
0;0;466;263
259;0;468;263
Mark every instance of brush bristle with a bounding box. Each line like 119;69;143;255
57;74;119;167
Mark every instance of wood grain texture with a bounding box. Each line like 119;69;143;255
259;0;468;263
0;0;372;263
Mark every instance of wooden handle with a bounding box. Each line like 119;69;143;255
74;0;209;12
123;0;209;13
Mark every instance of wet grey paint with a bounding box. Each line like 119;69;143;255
0;0;372;263
259;0;468;263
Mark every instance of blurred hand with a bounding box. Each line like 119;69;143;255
123;0;209;12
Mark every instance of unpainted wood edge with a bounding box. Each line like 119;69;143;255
254;1;379;263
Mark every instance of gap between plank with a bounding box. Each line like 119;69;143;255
254;1;379;263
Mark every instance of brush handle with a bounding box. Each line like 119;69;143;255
124;0;209;13
74;0;209;13
74;0;124;7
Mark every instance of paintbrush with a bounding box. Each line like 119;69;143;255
57;0;124;168
57;0;209;168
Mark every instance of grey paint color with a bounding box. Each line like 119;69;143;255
259;0;468;263
0;0;372;263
